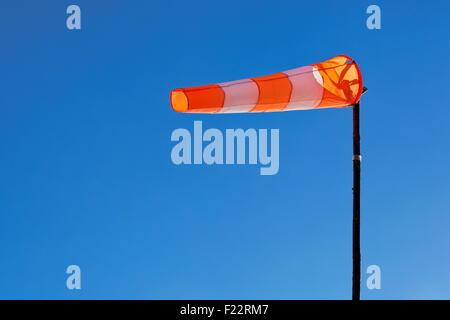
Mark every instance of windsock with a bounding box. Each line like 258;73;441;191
170;55;363;113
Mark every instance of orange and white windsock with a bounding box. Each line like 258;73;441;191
170;55;363;113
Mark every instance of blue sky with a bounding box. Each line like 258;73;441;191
1;0;449;299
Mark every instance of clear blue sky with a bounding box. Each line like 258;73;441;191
1;0;449;299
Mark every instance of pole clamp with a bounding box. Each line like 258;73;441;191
353;155;362;161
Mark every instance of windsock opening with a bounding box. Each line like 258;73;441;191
171;89;188;112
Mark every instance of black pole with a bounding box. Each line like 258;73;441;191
352;101;361;301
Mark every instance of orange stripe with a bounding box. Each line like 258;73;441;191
183;84;224;113
250;73;292;112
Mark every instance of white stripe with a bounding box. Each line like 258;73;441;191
217;79;258;113
283;66;323;111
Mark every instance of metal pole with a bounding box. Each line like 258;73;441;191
352;101;361;301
